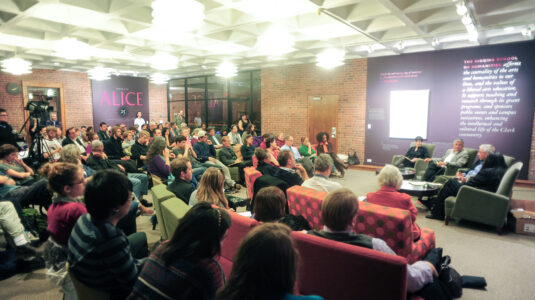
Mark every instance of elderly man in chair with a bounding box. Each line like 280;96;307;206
422;138;469;182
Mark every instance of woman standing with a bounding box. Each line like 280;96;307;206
189;167;229;209
0;144;36;186
316;132;346;177
134;111;145;132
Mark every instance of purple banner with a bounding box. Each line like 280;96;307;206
91;75;149;130
365;41;535;179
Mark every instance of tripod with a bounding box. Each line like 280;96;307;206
19;114;52;169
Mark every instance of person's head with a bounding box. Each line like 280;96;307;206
123;131;133;141
40;162;84;198
277;150;294;168
254;147;268;162
119;124;126;131
453;138;464;152
0;144;18;161
218;223;296;300
316;132;329;143
46;126;57;139
40;126;48;137
66;127;77;140
196;167;228;208
162;127;170;137
284;135;294;146
478;144;495;161
136;111;142;118
207;127;216;136
170;122;177;128
321;188;359;231
60;144;82;164
254;187;286;222
415;136;423;147
197;130;207;142
91;140;105;157
0;108;7;122
159;202;231;265
137;130;150;143
265;135;276;149
221;136;231;147
149;121;157;130
245;135;253;146
157;123;163;131
89;132;99;141
201;123;207;130
181;127;191;137
195;111;200;117
87;126;93;133
141;124;147;131
377;164;403;189
175;135;188;148
99;122;107;131
482;152;507;170
153;129;162;137
56;127;63;138
241;113;248;122
128;126;138;133
246;123;255;133
170;157;192;182
50;112;57;121
221;129;228;136
145;136;166;164
231;124;238;133
111;126;121;139
314;154;333;175
301;136;309;145
277;132;284;140
84;169;133;221
192;128;201;137
80;125;87;132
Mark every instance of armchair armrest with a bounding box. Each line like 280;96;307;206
451;185;510;227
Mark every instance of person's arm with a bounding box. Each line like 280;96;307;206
295;163;309;181
104;234;139;292
15;158;34;175
238;120;244;132
0;175;16;185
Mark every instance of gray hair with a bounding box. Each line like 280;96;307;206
314;154;333;173
91;140;103;149
377;165;403;189
479;144;495;154
453;138;464;144
60;144;81;164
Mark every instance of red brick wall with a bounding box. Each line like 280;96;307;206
261;59;368;161
149;83;168;123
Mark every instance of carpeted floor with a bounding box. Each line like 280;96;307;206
1;169;534;299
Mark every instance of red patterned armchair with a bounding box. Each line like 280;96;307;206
286;186;435;264
243;167;262;202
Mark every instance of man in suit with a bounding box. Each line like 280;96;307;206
456;144;494;183
422;138;469;182
207;127;222;149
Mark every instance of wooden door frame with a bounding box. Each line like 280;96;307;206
308;95;339;153
22;81;66;130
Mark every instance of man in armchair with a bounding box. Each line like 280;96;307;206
422;138;469;182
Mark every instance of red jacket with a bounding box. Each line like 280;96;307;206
366;186;421;241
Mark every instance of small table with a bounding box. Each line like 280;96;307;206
376;168;416;180
399;180;440;200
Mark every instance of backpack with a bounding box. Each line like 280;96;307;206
348;152;360;165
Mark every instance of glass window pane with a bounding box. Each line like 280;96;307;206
187;77;205;101
230;100;249;126
169;79;185;101
169;101;186;125
230;72;250;100
207;76;227;99
188;100;205;128
208;99;228;131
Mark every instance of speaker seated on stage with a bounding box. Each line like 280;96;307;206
422;138;469;182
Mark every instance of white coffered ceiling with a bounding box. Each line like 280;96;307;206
0;0;533;78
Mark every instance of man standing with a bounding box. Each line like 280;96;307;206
219;136;252;184
193;131;241;191
422;138;469;182
45;112;62;129
174;110;185;127
273;150;309;187
280;135;314;177
97;122;110;142
302;154;342;193
0;108;20;150
167;158;195;204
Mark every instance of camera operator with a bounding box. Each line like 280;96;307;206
0;108;21;150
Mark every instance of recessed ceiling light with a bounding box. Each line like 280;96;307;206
150;73;169;84
88;67;115;81
316;48;345;69
462;15;472;25
152;0;205;32
456;4;467;16
216;62;237;78
1;57;32;75
54;37;91;60
257;27;295;56
150;53;178;71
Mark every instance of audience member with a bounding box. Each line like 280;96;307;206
97;122;110;141
316;132;347;177
253;186;286;223
68;170;149;298
219;136;251;184
217;223;323;300
45;112;62;129
146;137;171;181
59;144;94;179
227;125;242;145
276;132;285;148
273;150;308;187
241;123;256;144
56;127;65;144
189;167;229;209
42;126;62;161
131;130;150;168
237;113;250;135
366;165;421;241
302;154;342;193
240;135;256;162
254;147;279;174
85;132;98;154
422;138;469;182
0;144;36;186
298;137;317;160
456;144;495;183
0;108;21;149
173;135;206;182
122;131;135;156
280;135;314;177
167;158;195;204
207;127;222;149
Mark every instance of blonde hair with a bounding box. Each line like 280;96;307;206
196;167;229;209
377;165;403;189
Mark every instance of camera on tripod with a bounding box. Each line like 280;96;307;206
25;96;54;117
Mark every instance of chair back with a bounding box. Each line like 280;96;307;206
464;148;478;169
286;185;326;230
160;197;190;238
496;162;523;198
244;167;262;201
150;184;176;239
151;174;163;186
504;155;515;167
67;262;110;300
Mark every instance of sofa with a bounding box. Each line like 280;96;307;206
287;185;435;263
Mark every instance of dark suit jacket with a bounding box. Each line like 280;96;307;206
219;146;237;166
466;167;506;193
167;178;194;204
208;134;222;146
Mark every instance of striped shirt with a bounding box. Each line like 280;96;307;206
68;214;139;299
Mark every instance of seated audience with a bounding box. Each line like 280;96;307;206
227;125;242;145
85;132;99;155
0;201;40;258
122;130;135;156
316;132;347;177
68;170;149;299
273;150;308;187
167;158;195;204
394;136;430;168
173;135;206;183
426;152;507;220
129;203;231;299
298;137;317;160
131;130;150;169
280;135;314;177
241;123;257;144
422;138;469;182
254;147;279;174
146;137;171;181
240;135;256;162
253;186;286;223
45;112;62;129
0;144;36;186
162;127;175;148
42;126;63;161
237;113;249;135
189;167;229;209
302;154;342;193
217;223;323;300
97;122;110;141
207;127;223;149
219;136;252;184
56;127;65;144
276;132;285;148
259;133;270;149
366;165;421;241
59;144;95;179
266;135;279;160
308;189;437;293
42;162;87;299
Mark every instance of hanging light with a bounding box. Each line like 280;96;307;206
88;67;114;81
151;73;170;84
54;37;91;60
216;62;237;78
456;4;467;16
152;0;205;32
150;53;178;71
461;15;472;25
316;48;345;69
1;57;32;75
257;27;295;56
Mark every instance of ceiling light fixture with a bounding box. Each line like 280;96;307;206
152;0;205;32
54;37;91;60
394;41;404;51
150;73;170;84
216;62;237;78
88;67;114;81
1;57;32;75
316;48;345;69
257;27;295;56
431;38;440;47
461;15;472;25
456;3;467;16
150;53;178;71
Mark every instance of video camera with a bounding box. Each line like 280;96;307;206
25;96;54;116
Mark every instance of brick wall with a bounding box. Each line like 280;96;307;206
261;59;368;161
149;83;168;123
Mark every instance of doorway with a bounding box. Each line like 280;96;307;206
308;95;339;152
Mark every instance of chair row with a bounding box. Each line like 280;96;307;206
286;185;436;264
150;184;190;239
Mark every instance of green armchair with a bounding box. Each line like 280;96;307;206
150;184;176;240
392;142;435;180
444;162;523;233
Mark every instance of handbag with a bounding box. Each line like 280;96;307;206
347;152;360;165
439;256;463;298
